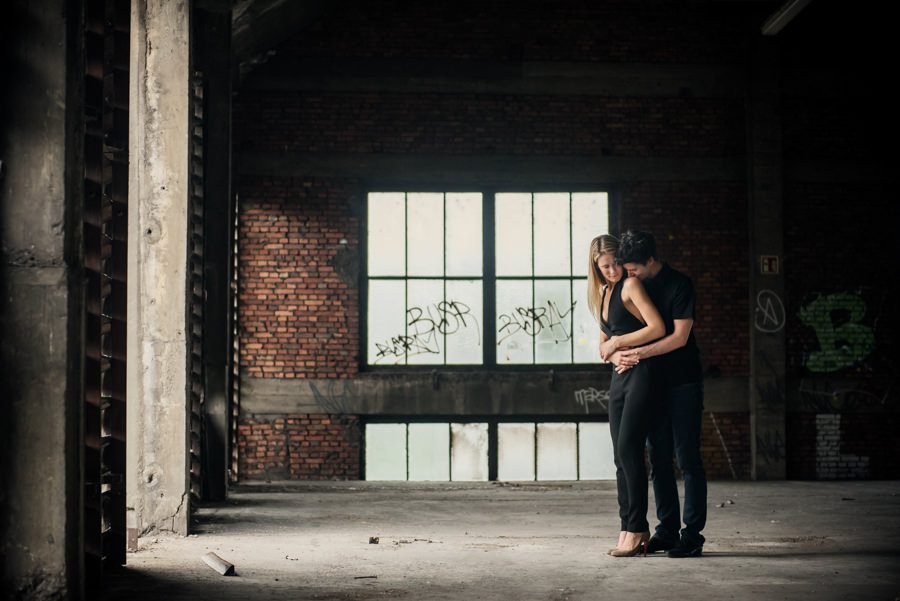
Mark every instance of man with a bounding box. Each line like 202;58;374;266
608;230;707;558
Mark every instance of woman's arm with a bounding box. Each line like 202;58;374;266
598;328;610;360
601;277;665;356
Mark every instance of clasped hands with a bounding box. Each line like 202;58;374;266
600;335;643;374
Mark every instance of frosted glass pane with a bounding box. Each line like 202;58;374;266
498;423;536;481
536;423;578;481
407;279;445;365
571;193;609;277
572;279;602;363
408;423;450;481
495;193;532;276
445;280;483;365
451;423;488;481
446;193;483;276
534;280;573;364
368;193;406;276
407;193;444;277
368;280;407;365
534;193;571;276
578;422;616;480
365;424;407;481
496;280;533;364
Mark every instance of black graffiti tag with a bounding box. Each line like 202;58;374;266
497;300;576;345
373;300;481;362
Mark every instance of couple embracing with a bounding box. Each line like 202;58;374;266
587;231;707;558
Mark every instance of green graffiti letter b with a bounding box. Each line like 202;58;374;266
799;293;875;372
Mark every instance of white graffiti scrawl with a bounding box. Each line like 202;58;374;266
754;289;785;333
574;387;609;414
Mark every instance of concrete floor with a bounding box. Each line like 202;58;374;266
105;481;900;601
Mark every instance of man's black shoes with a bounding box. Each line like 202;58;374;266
645;533;678;554
666;535;704;558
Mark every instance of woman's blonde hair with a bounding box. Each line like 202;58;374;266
586;234;620;323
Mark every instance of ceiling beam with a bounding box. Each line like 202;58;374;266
761;0;814;35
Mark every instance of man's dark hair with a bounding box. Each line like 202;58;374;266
616;230;657;265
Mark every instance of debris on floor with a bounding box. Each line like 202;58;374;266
369;536;380;544
201;552;235;576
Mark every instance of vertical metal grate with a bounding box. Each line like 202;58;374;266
189;72;206;505
83;0;129;587
229;192;241;484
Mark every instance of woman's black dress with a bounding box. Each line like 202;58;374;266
600;278;661;533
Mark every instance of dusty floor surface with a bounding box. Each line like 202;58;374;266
104;481;900;601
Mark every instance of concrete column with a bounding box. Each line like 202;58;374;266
747;37;786;479
0;0;82;597
127;0;192;540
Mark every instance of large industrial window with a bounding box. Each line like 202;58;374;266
365;191;608;366
364;421;616;481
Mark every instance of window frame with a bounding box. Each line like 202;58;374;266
360;186;619;372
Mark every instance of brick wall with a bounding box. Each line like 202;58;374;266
701;412;750;480
233;1;753;481
620;182;749;378
238;415;361;480
787;413;900;480
232;0;896;481
235;94;745;158
238;177;360;379
780;4;899;480
282;0;750;64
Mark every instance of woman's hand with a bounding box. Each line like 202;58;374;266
600;336;620;360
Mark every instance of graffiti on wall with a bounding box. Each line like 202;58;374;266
799;292;876;373
373;300;481;362
309;380;356;414
497;300;576;345
796;378;893;413
754;289;786;333
755;430;786;465
815;414;869;479
574;387;609;413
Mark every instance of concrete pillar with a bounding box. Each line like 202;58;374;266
127;0;192;541
747;36;787;479
0;0;82;597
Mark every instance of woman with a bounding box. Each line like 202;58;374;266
587;234;665;557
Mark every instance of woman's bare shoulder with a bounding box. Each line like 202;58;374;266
622;276;644;290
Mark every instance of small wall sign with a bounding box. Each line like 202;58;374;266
760;255;779;275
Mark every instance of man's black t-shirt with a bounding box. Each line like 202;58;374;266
642;263;703;387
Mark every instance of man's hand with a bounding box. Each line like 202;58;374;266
611;348;640;374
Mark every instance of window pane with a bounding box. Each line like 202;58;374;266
365;424;407;481
536;423;578;481
407;192;444;276
496;279;534;364
578;422;616;480
498;423;535;481
446;193;483;276
534;279;574;364
451;423;489;481
572;279;602;363
571;193;609;277
368;193;406;276
408;424;450;481
368;280;407;365
533;193;570;276
407;279;445;365
445;280;483;365
495;193;532;276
